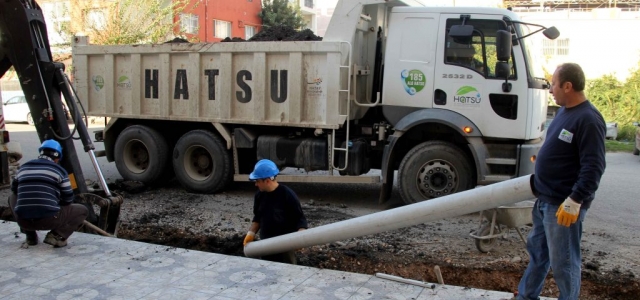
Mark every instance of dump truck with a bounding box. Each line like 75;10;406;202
72;0;559;204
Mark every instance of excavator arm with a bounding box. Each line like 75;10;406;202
0;0;121;235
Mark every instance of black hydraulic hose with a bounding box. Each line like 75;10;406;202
63;72;91;140
49;71;79;141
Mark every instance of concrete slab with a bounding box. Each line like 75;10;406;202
0;221;546;299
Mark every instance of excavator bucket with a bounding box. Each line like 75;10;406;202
76;193;124;236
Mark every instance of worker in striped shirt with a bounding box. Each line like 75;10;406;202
8;139;88;248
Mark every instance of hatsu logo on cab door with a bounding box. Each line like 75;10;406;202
453;85;481;106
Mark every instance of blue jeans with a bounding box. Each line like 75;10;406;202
517;200;587;300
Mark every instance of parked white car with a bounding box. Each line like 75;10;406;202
2;91;70;125
2;93;33;125
605;122;618;140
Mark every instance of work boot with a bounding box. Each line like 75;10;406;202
24;231;38;245
43;231;67;248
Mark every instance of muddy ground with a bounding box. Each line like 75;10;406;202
1;179;638;299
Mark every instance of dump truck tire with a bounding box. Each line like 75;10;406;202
114;125;170;184
172;130;232;194
397;141;473;205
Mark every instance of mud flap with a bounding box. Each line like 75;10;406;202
379;135;400;204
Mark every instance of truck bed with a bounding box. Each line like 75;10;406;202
72;39;349;129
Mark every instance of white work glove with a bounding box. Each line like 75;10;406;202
556;197;581;227
243;231;255;247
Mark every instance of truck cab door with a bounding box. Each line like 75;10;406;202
381;13;438;112
433;14;529;140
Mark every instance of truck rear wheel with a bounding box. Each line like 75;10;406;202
172;130;232;193
114;125;170;184
398;141;473;205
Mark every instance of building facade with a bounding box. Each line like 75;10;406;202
36;0;264;45
507;0;640;80
178;0;262;42
291;0;317;32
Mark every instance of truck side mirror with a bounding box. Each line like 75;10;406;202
496;30;512;62
449;25;474;44
495;62;511;79
496;62;512;93
543;26;560;40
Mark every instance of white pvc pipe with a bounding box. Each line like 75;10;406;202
244;175;534;258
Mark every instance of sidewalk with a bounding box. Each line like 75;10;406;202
0;221;539;299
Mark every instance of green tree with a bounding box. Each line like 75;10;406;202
84;0;190;45
587;64;640;140
259;0;306;30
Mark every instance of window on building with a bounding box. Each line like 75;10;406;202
180;13;199;35
85;8;107;30
543;38;570;56
305;0;314;8
42;1;70;45
245;26;256;40
214;20;232;39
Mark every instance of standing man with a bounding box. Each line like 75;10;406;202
9;140;88;248
516;63;606;300
243;159;308;264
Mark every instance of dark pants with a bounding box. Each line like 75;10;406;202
8;194;88;239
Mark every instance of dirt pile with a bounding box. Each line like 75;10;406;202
222;25;322;42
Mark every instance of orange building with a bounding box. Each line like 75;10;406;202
177;0;263;42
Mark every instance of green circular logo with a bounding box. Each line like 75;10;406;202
92;75;104;91
402;70;426;95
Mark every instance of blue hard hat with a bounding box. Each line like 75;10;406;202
249;159;279;180
39;139;63;160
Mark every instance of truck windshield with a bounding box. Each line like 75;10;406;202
514;23;546;81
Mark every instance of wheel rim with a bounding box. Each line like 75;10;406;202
183;145;213;181
123;139;149;174
416;160;458;198
477;235;497;252
476;225;500;252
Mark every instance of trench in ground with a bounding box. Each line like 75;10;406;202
1;205;637;300
115;223;638;300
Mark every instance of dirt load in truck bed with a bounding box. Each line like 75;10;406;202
221;25;322;42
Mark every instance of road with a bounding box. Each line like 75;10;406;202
5;122;640;270
5;122;122;185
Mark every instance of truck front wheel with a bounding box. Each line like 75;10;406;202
114;125;170;184
172;130;232;193
398;141;473;205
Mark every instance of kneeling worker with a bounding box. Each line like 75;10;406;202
244;159;308;264
9;140;88;247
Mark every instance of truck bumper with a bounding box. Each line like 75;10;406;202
518;138;543;176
